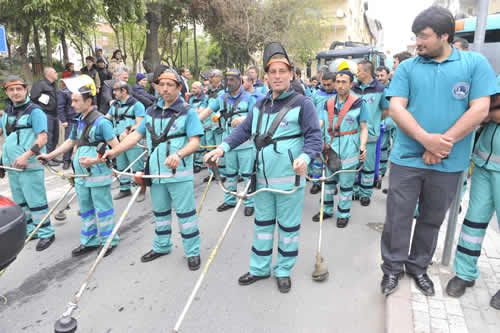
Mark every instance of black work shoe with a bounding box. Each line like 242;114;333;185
63;161;71;170
352;194;360;201
238;272;270;285
114;190;132;200
360;197;371;206
35;235;55;251
72;244;99;257
310;184;321;194
141;249;169;263
381;272;404;295
446;276;475;298
217;203;235;212
244;207;254;216
193;165;201;174
382;188;388;194
409;273;435;296
277;277;291;293
491;289;500;310
203;175;211;182
336;218;349;228
312;212;333;222
188;255;201;271
98;245;115;257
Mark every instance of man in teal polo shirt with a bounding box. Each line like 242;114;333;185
380;6;498;297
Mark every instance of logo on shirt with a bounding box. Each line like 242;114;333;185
452;82;470;100
365;96;376;104
170;121;178;132
279;117;289;128
344;115;355;125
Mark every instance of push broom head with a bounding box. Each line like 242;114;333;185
312;255;329;282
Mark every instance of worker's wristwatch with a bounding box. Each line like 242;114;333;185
176;151;183;159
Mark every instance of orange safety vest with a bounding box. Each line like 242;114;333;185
326;94;359;142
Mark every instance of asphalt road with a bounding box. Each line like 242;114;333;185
0;165;385;333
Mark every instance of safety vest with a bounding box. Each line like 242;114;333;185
144;101;193;184
325;95;363;169
1;100;45;171
472;121;500;172
251;93;305;190
72;110;114;187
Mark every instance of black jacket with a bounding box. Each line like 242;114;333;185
57;89;78;123
97;67;112;83
30;78;58;116
100;79;117;113
131;83;156;108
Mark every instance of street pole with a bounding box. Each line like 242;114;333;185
441;0;489;266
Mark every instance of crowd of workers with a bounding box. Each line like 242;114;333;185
1;6;500;313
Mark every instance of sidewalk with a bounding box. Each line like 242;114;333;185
385;185;500;333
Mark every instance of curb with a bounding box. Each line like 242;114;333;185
385;276;414;333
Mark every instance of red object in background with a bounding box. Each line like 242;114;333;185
0;196;16;207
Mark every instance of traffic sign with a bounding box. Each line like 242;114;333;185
0;25;7;53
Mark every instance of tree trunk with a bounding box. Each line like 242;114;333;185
60;30;69;64
6;31;12;71
192;17;199;79
143;2;162;73
44;26;53;67
121;25;127;65
33;23;42;61
19;26;32;83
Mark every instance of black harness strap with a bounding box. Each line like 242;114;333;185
221;92;245;122
76;110;103;148
4;102;38;145
112;101;136;125
254;94;302;153
145;103;191;153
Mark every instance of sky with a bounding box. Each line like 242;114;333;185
368;0;434;53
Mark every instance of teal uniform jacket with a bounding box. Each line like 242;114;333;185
209;86;254;151
387;46;498;172
221;88;323;190
188;93;209;127
312;88;336;116
69;110;116;187
136;96;204;184
107;96;146;136
1;98;46;170
352;79;388;142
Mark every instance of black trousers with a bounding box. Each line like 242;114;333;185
46;113;59;154
381;163;461;275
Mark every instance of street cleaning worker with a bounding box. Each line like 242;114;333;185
188;81;208;174
446;89;500;310
204;42;322;293
311;63;368;228
103;69;204;271
309;71;337;195
199;69;226;182
38;75;120;257
198;69;255;216
105;80;146;202
351;59;389;206
0;75;55;251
